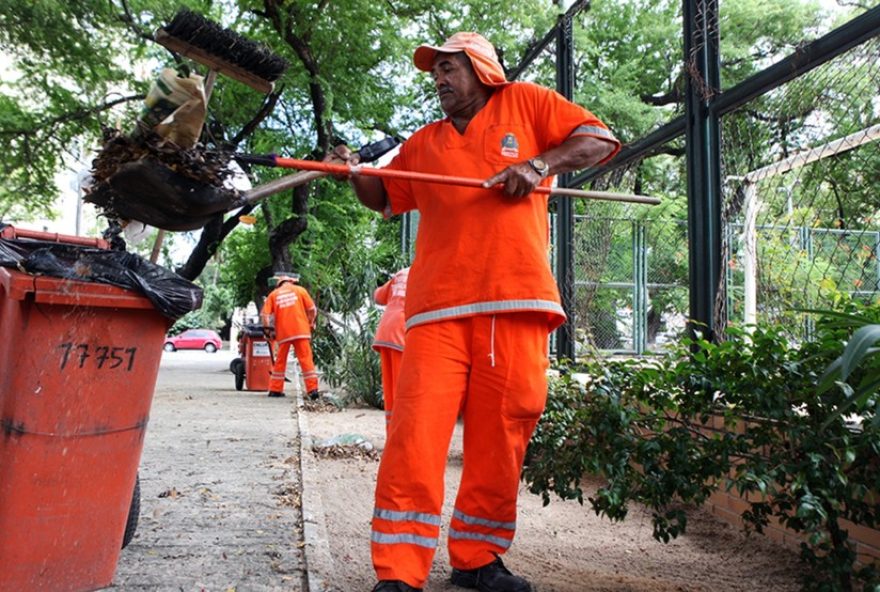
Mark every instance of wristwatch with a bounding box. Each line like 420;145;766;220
528;157;550;178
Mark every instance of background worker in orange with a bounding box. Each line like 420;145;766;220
260;272;320;400
329;32;620;592
372;266;410;429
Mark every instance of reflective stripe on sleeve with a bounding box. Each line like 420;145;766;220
570;125;618;142
373;340;405;351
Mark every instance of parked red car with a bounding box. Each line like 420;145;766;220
163;329;222;353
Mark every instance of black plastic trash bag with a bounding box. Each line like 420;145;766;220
0;233;202;320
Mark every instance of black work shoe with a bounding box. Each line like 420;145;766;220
450;556;531;592
307;389;320;401
371;580;423;592
267;391;285;398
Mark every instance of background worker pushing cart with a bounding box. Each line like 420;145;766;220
261;272;320;400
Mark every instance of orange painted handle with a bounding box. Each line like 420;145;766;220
271;157;660;205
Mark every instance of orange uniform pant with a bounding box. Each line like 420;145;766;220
378;348;403;429
371;313;549;588
269;338;319;394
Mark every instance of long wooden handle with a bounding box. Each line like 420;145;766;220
270;157;660;205
242;170;327;204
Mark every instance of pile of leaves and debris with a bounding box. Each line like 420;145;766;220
311;434;380;461
302;397;342;413
89;127;231;188
83;128;241;233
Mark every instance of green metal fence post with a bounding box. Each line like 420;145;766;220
555;10;576;360
684;0;723;342
633;221;648;354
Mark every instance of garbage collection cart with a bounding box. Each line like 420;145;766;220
0;225;201;592
230;322;273;391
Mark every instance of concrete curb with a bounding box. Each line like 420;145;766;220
296;390;336;592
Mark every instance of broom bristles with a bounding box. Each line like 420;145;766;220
161;9;288;83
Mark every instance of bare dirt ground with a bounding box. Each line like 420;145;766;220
304;404;805;592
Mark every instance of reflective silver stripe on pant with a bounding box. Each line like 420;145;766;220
374;507;442;526
452;509;516;531
448;528;512;549
371;531;438;548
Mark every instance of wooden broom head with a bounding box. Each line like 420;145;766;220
156;8;288;93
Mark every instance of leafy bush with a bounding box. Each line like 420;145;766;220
524;304;880;591
313;307;383;408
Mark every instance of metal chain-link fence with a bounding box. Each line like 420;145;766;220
720;36;880;337
558;154;690;356
564;12;879;355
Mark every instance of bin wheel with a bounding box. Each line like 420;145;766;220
231;358;245;391
204;343;217;353
122;473;140;549
163;343;176;352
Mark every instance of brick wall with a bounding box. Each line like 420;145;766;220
697;414;880;567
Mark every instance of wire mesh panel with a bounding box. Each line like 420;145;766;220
569;213;689;355
572;214;635;352
568;155;689;355
644;218;690;351
720;36;880;334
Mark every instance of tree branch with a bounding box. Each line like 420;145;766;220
262;0;331;152
115;0;159;44
229;88;284;147
0;94;144;137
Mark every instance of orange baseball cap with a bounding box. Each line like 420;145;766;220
273;272;300;285
413;32;509;87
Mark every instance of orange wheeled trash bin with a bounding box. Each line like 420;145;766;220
230;323;273;391
0;227;195;592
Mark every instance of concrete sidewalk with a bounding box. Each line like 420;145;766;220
111;349;315;591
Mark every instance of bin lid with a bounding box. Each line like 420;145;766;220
0;266;157;310
0;224;203;319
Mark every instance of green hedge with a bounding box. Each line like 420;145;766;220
524;301;880;591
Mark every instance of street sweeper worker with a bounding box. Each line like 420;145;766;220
372;266;410;429
328;31;620;592
260;272;320;400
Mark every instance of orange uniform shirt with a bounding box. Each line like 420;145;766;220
383;82;620;332
372;267;410;352
261;283;316;342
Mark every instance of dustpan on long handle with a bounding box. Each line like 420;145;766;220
84;138;400;231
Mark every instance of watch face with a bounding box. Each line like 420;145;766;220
530;158;549;176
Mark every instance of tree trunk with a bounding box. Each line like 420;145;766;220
176;214;224;280
268;184;310;272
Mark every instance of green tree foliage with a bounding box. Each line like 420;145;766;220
0;0;556;271
0;0;144;219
